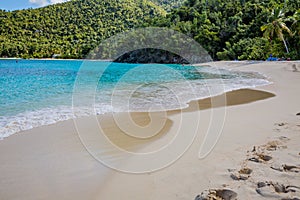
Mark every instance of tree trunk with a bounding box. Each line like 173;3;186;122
282;38;289;53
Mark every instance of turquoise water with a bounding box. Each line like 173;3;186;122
0;59;270;138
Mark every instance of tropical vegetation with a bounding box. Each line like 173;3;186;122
146;0;300;60
0;0;166;59
0;0;299;60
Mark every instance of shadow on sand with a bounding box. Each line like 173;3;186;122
99;89;275;151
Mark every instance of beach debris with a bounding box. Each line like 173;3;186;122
195;189;237;200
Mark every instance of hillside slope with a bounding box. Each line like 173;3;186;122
0;0;165;58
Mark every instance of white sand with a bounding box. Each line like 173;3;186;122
0;61;299;199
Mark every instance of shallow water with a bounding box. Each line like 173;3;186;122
0;59;270;138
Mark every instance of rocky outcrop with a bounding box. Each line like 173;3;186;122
113;48;189;64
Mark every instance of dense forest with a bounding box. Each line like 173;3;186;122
0;0;299;60
0;0;166;59
145;0;300;60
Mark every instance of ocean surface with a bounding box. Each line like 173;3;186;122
0;59;270;138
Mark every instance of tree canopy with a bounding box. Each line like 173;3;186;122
0;0;299;60
0;0;166;58
146;0;300;60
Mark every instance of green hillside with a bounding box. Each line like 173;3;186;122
0;0;165;58
0;0;299;60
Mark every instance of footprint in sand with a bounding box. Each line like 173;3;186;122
275;120;300;132
256;181;300;199
248;152;272;163
248;138;290;163
271;164;300;173
195;189;237;200
230;167;253;181
264;140;288;151
291;64;300;72
196;118;299;199
274;122;289;132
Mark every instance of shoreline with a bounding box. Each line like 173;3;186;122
0;87;272;140
2;57;300;63
0;61;299;199
0;60;272;139
0;58;113;62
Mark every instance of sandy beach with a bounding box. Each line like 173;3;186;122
0;61;299;199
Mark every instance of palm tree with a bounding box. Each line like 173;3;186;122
261;7;293;53
291;9;300;34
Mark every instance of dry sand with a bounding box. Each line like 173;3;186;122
0;61;299;200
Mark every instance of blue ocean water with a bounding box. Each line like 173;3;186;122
0;59;270;138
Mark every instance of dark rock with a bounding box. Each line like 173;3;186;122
114;48;190;64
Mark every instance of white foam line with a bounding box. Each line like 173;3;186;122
0;78;271;139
